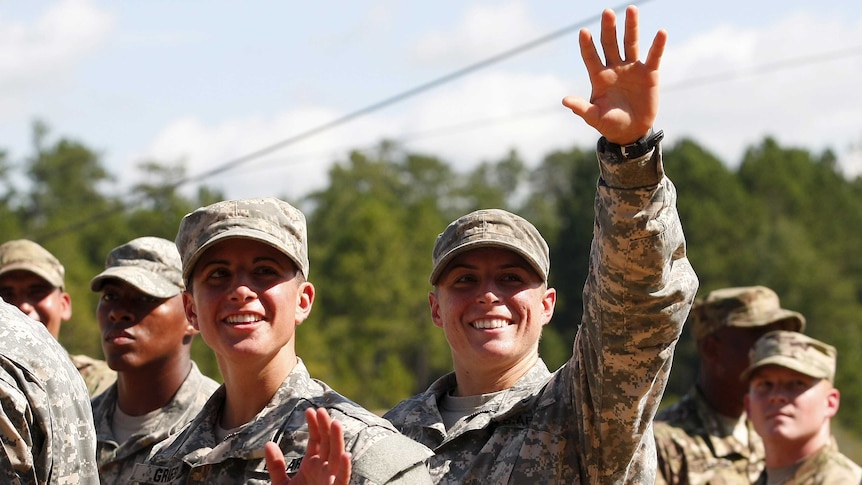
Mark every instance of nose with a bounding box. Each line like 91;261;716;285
767;387;790;405
229;277;257;302
109;305;134;324
476;282;501;305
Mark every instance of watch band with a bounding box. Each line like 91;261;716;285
604;128;664;160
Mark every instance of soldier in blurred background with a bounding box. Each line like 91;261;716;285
0;238;116;396
744;330;862;483
654;286;805;484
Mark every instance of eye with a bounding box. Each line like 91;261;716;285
500;273;525;283
253;265;280;277
205;267;230;281
101;291;117;302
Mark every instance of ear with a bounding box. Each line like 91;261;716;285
429;291;444;329
294;281;315;325
825;386;840;419
60;291;72;321
541;287;556;326
182;291;199;331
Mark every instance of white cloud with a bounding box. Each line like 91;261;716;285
0;0;113;88
410;1;543;67
660;11;862;172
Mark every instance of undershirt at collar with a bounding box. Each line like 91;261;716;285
439;389;505;431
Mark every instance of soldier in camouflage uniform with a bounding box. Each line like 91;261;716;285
654;286;805;484
0;238;117;396
383;6;699;484
89;237;220;483
131;198;433;484
744;331;862;484
0;298;99;483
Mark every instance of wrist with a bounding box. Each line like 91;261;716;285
601;128;664;160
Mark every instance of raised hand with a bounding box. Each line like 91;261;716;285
562;5;667;144
266;407;352;485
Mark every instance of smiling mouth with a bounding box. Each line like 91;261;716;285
224;314;263;324
471;319;511;329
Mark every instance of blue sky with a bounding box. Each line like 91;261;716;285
2;0;860;200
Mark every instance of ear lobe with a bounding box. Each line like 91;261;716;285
542;287;556;325
60;291;72;321
429;292;444;329
825;387;840;418
294;282;315;325
182;292;199;331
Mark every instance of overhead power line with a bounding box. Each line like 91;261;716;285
32;1;644;242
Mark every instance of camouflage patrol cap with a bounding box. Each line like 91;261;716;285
430;209;549;285
176;197;309;283
742;330;837;382
690;286;805;341
0;239;65;289
90;237;184;298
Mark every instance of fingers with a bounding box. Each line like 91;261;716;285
304;407;322;455
313;408;332;459
645;29;668;71
265;442;290;484
333;452;352;485
326;418;346;465
562;95;591;118
623;5;639;62
599;8;622;65
578;28;604;74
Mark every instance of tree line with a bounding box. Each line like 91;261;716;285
3;121;862;435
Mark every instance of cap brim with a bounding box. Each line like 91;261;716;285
742;356;831;383
0;263;64;289
90;267;180;299
429;240;546;285
182;229;304;283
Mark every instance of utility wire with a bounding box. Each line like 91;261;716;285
32;8;862;242
236;44;862;177
32;1;643;242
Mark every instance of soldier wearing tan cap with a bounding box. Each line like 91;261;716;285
382;6;699;484
744;331;862;484
654;286;805;484
133;198;433;485
0;238;117;396
89;237;219;484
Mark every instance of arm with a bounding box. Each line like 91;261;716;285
562;5;697;483
266;407;351;485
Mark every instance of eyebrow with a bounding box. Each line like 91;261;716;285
198;255;283;270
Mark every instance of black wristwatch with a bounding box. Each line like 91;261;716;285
604;128;664;159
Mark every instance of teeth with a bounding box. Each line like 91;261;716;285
225;314;261;324
472;319;509;329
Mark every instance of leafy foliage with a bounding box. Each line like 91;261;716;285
3;121;862;437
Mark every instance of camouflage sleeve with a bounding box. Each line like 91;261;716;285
0;373;42;482
570;143;699;483
349;433;433;485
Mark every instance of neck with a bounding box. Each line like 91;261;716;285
218;349;298;429
117;356;192;415
764;425;831;468
452;353;538;397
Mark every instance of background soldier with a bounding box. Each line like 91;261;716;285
744;330;862;483
90;237;219;483
0;238;117;396
654;286;805;484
